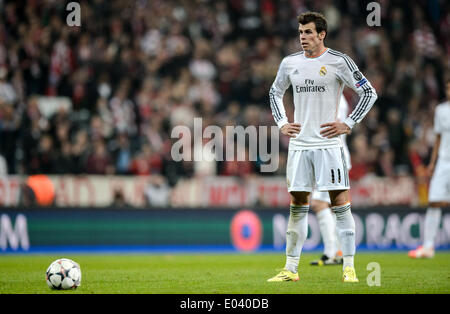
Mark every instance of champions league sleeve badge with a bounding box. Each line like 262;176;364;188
353;70;363;81
353;71;367;88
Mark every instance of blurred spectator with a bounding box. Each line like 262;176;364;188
85;139;114;174
349;134;373;180
0;102;21;173
109;83;138;137
52;141;77;174
111;189;130;208
385;108;409;171
19;183;37;207
0;67;17;105
71;129;90;173
221;146;254;177
375;149;395;177
30;134;55;174
130;142;163;175
144;175;170;207
110;132;133;175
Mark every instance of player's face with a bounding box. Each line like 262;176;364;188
298;22;325;53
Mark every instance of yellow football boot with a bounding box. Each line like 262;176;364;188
267;269;299;282
342;266;359;283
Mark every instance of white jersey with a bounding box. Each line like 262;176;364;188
337;94;349;122
270;48;377;150
434;101;450;161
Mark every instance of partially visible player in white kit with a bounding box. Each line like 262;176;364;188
267;12;377;283
409;79;450;259
310;94;351;266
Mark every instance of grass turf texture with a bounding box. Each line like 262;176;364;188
0;252;449;294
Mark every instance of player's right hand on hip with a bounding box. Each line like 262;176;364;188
281;123;301;138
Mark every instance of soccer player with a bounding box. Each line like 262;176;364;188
409;79;450;258
267;12;377;282
310;94;351;266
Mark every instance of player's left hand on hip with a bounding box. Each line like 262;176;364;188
320;122;351;138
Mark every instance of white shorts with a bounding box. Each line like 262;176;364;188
311;139;352;202
428;158;450;202
286;147;350;193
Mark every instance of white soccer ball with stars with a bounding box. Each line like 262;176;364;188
46;258;82;290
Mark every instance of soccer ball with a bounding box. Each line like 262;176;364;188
46;258;82;290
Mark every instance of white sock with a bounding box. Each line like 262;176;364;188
316;208;337;258
332;203;355;270
332;211;342;252
285;204;309;273
343;256;354;269
423;207;442;249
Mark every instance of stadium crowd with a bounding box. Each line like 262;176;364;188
0;0;449;187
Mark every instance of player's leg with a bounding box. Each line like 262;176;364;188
267;191;309;282
329;189;358;282
409;160;450;258
314;147;358;282
310;192;341;265
285;191;310;273
423;202;445;250
409;201;445;258
268;150;313;282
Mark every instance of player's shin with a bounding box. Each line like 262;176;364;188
316;208;337;258
285;204;309;273
332;203;355;269
423;207;442;249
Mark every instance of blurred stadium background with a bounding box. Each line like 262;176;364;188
0;0;449;253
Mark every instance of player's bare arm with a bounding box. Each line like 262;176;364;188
319;122;351;138
280;123;301;138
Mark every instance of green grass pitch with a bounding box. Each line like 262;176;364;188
0;252;449;294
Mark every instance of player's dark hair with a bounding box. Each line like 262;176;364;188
297;12;328;39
